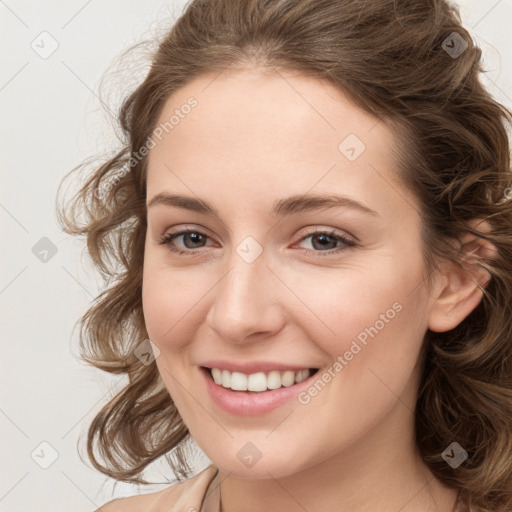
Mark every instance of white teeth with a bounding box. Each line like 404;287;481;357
209;367;312;392
221;369;230;387
248;372;267;392
267;370;282;390
211;368;222;385
231;371;247;391
281;370;296;387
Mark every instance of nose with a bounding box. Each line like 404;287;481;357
205;247;286;345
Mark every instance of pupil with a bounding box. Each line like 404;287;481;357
186;232;204;248
313;234;336;250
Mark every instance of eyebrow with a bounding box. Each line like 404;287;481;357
147;192;379;217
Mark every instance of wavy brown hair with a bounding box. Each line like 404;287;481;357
57;0;512;509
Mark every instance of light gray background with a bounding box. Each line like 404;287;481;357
1;1;511;511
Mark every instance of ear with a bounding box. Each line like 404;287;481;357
428;219;497;333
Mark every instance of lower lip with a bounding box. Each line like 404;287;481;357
200;366;319;416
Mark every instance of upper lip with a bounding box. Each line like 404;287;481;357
200;360;318;374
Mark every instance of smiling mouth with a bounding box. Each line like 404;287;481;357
201;366;320;393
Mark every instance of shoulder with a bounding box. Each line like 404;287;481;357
96;487;168;511
95;464;219;512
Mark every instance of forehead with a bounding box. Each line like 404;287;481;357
146;67;412;221
151;66;393;156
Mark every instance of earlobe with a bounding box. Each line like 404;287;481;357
428;219;497;333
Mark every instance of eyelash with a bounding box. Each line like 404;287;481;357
158;228;356;257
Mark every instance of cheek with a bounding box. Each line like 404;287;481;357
283;256;429;402
280;257;425;352
141;257;214;348
289;279;427;450
141;259;212;406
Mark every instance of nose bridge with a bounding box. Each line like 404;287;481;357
207;242;283;342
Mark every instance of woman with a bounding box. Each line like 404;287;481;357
57;0;512;510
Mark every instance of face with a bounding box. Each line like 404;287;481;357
142;66;438;479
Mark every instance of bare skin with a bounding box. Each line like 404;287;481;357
101;65;494;512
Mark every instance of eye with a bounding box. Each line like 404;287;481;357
159;229;213;255
159;227;356;257
294;229;355;256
